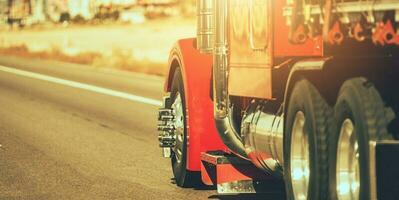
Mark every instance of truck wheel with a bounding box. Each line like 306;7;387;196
330;77;394;200
170;69;200;188
284;79;333;200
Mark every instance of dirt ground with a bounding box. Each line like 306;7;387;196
0;17;196;76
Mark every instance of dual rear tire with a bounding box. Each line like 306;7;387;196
284;79;332;200
284;77;395;200
330;77;394;200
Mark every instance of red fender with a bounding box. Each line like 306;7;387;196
164;38;227;171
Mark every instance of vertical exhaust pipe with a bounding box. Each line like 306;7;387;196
212;0;247;159
197;0;214;53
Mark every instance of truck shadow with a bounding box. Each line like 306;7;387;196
171;178;286;199
208;194;285;200
170;178;216;190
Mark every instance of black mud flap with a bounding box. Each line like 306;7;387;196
376;141;399;200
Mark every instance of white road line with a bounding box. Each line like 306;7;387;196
0;65;162;107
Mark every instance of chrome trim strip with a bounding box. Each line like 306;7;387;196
369;141;377;200
284;1;399;17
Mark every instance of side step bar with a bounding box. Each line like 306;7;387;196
200;151;285;195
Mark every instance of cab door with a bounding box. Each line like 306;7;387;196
228;0;273;99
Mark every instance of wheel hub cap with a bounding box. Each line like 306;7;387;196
290;111;310;200
172;92;184;163
336;119;360;200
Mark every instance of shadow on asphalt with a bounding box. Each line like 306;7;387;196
192;183;285;200
208;194;285;200
194;185;216;191
170;178;286;199
170;178;216;190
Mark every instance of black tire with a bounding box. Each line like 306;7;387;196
330;77;395;200
284;79;333;200
169;69;201;188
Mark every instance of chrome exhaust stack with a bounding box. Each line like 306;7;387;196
212;0;247;159
197;0;214;54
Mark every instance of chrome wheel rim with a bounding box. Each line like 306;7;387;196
336;119;360;200
290;111;310;200
172;92;184;163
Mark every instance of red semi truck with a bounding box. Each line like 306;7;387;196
158;0;399;199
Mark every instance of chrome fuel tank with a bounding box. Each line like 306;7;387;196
241;105;284;176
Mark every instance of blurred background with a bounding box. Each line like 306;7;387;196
0;2;220;199
0;0;197;76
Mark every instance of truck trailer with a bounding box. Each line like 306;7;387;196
158;0;399;199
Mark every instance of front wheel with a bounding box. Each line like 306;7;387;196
284;79;333;200
169;69;201;187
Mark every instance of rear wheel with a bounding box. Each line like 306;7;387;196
284;79;333;200
170;69;201;187
330;77;394;200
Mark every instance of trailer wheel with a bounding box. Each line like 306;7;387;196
170;69;200;188
330;77;394;200
284;79;333;200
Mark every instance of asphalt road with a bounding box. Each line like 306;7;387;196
0;56;283;200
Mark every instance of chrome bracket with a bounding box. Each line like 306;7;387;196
157;96;176;158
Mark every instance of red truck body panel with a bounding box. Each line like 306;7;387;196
227;0;323;100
